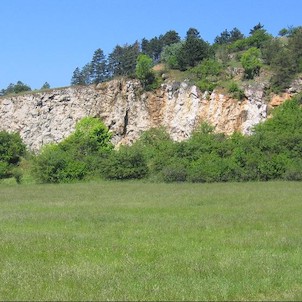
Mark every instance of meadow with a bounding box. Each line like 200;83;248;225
0;180;301;300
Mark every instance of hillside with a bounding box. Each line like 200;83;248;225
1;25;302;152
0;75;301;152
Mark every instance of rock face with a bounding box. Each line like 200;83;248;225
0;78;294;152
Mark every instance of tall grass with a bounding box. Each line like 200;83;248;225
0;181;301;300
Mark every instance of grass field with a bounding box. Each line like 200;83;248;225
0;180;301;300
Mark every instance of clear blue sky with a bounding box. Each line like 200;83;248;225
1;0;301;90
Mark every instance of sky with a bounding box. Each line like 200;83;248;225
1;0;301;90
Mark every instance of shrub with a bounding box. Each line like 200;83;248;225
240;47;262;79
135;54;155;88
32;144;86;183
283;159;302;181
161;42;184;69
161;159;188;182
31;117;113;183
0;131;26;179
228;81;245;100
102;146;148;180
196;79;216;92
188;153;225;183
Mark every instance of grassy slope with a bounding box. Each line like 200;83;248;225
0;181;301;300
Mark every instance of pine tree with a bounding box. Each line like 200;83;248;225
41;82;50;90
71;67;83;85
90;48;107;84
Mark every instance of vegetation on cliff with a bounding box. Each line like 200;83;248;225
2;93;301;184
1;23;302;184
68;24;302;95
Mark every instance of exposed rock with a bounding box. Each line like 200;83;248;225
0;78;297;152
287;76;302;94
269;93;291;107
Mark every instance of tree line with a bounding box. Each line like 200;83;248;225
0;81;50;97
1;24;301;95
70;23;302;94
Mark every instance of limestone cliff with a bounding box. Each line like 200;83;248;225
0;78;299;152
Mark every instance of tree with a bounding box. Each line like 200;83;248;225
102;146;148;180
229;27;244;43
214;29;230;45
161;41;184;69
288;27;302;72
278;28;289;37
0;131;26;180
14;81;31;94
135;54;154;87
270;48;295;91
240;47;262;79
261;38;283;65
90;48;107;84
162;30;181;46
108;42;140;77
81;63;93;85
141;30;180;63
61;116;113;156
71;67;84;85
177;28;211;69
186;27;201;39
41;82;50;90
0;81;31;95
249;22;264;35
215;27;244;45
32;117;113;183
248;28;272;48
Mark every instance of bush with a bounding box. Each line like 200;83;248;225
135;54;155;88
283;160;302;181
240;47;262;79
196;79;216;92
188;153;225;183
228;81;245;100
0;131;26;179
161;159;188;182
102;146;148;180
161;42;184;69
32;144;86;183
31;117;113;183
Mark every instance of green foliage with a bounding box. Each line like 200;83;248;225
161;158;188;182
248;29;272;48
90;48;107;83
188;153;226;183
32;117;112;183
135;54;155;88
191;59;222;91
97;97;302;183
240;47;262;79
1;81;31;96
102;146;148;180
228;81;245;100
71;64;93;86
0;131;26;180
41;82;50;90
191;59;222;79
142;30;181;62
214;27;244;45
61;116;113;155
261;38;283;65
177;28;211;70
108;42;140;77
161;42;184;69
32;144;86;183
